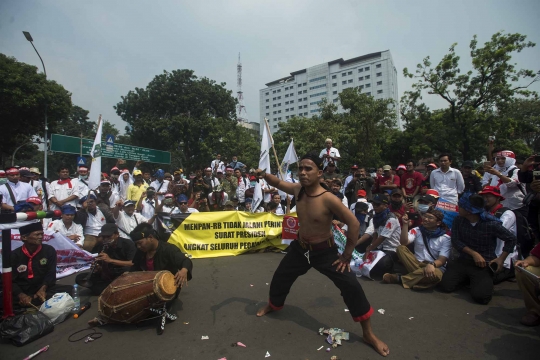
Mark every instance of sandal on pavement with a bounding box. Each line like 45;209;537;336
383;273;399;284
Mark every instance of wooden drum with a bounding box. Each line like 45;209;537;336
98;271;177;324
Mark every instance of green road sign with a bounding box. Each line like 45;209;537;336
50;134;171;164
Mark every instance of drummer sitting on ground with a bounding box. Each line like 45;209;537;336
11;222;72;308
130;223;193;295
75;223;136;295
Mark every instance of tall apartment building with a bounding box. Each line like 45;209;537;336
259;50;400;134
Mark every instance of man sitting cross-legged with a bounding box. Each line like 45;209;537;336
383;209;451;290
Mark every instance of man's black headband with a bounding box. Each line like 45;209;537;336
301;152;324;170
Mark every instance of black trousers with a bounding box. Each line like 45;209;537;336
439;258;494;304
369;250;398;281
268;240;373;322
75;273;113;296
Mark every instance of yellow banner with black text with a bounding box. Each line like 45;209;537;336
168;211;288;258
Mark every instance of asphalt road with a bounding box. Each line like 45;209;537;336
2;252;539;360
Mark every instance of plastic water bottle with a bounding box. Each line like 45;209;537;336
72;284;80;313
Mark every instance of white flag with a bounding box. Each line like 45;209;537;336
251;182;263;213
259;118;273;172
280;139;298;175
88;116;103;190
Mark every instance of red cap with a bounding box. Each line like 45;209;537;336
6;167;19;175
351;164;359;169
427;163;438;169
164;193;174;198
0;170;5;178
249;175;256;181
26;196;42;205
357;189;367;197
78;166;89;171
426;189;440;198
396;164;407;171
479;186;505;200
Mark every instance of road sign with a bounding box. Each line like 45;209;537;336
106;134;115;146
76;157;87;166
50;134;171;164
105;134;115;152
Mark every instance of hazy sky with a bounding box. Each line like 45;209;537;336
2;0;539;134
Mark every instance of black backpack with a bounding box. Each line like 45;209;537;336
494;207;535;257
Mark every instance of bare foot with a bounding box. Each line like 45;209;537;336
363;333;390;357
256;304;274;317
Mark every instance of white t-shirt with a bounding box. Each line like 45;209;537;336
47;219;84;246
235;177;250;203
115;211;148;237
0;181;37;206
210;160;225;174
48;179;80;210
76;178;90;199
30;179;48;210
319;147;341;168
407;227;452;272
429;168;464;205
259;178;274;203
368;216;401;252
495;209;518;269
140;199;157;219
162;205;180;215
179;207;199;214
84;209;107;236
150;179;170;201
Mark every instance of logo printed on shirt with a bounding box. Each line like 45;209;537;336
17;265;27;273
410;229;417;235
385;222;392;229
40;258;47;265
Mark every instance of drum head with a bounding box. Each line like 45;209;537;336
155;271;177;300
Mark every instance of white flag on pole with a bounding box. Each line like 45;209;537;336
259;118;273;172
251;182;263;213
88;116;103;190
280;139;298;175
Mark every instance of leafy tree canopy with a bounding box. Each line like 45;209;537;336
115;69;258;170
0;53;72;166
401;32;538;162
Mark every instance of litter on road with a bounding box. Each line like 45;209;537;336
201;336;209;340
378;308;385;315
265;351;271;357
319;327;350;348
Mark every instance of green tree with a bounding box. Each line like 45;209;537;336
115;69;257;170
403;32;538;161
334;89;397;168
0;53;72;167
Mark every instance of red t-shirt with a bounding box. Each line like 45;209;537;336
531;243;540;259
376;174;400;192
145;258;155;271
401;171;424;195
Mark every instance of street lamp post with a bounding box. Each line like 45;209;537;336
22;31;48;179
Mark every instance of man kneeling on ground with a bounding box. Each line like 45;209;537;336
130;223;193;300
439;193;516;304
383;209;451;290
75;223;136;295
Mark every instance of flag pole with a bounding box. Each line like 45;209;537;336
264;118;284;179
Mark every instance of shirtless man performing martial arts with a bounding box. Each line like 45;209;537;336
256;152;389;357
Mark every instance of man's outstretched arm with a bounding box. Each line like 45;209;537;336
257;169;299;195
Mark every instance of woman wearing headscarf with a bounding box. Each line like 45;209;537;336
482;150;527;216
118;169;133;201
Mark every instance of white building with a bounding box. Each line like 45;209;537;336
259;50;400;134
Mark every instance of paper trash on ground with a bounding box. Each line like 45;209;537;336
378;309;385;315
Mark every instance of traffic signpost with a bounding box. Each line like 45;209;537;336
50;134;171;164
